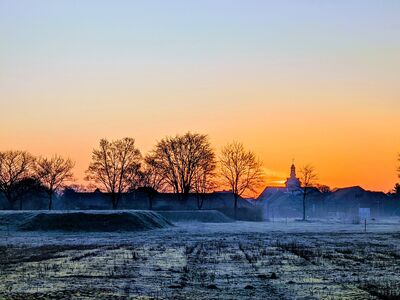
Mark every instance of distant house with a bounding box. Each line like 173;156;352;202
323;186;389;219
256;163;399;220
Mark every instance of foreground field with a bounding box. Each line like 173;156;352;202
0;221;400;299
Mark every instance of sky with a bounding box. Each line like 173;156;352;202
0;0;399;193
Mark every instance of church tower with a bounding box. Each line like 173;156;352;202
285;163;301;191
290;163;296;178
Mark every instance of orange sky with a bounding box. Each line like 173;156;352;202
1;1;399;193
1;77;398;193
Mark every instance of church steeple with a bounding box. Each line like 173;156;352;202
290;163;296;179
285;161;301;191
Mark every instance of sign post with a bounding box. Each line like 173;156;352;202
359;208;370;233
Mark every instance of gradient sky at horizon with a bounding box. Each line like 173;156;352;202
1;0;399;192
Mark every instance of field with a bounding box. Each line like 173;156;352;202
0;216;400;299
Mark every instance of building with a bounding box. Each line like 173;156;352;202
285;163;301;191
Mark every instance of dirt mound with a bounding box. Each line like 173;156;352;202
157;210;233;223
18;211;172;232
0;211;38;229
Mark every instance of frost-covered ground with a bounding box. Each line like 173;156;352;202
0;218;400;299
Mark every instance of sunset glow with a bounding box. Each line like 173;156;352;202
1;1;399;192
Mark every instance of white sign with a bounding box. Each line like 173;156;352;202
359;208;371;220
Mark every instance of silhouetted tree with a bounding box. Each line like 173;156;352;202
193;160;217;210
299;165;318;221
13;177;45;210
147;132;216;200
138;157;166;210
397;153;400;186
394;183;400;195
34;155;75;210
219;141;264;218
126;168;144;192
86;138;142;209
0;150;35;205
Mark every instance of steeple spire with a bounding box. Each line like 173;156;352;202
290;163;296;178
285;160;301;191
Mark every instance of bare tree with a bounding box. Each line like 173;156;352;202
139;156;167;210
85;138;142;209
0;150;35;206
219;141;264;218
147;132;216;200
397;153;400;179
299;164;318;221
193;160;217;210
13;177;45;210
141;157;166;192
34;155;75;210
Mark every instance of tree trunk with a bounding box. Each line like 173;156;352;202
182;191;189;202
234;193;238;219
19;196;23;211
48;193;53;210
197;195;205;210
302;188;307;221
149;194;153;210
112;193;119;209
5;191;13;205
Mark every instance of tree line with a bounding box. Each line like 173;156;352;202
1;135;398;215
0;132;264;211
0;152;74;210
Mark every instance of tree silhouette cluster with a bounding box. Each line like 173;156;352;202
1;133;265;213
5;134;398;216
85;133;264;211
16;132;400;216
1;133;265;215
0;151;74;210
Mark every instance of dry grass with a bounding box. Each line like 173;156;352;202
0;228;399;299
